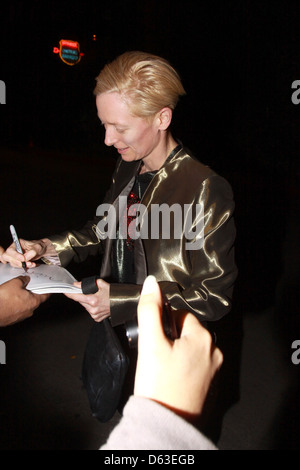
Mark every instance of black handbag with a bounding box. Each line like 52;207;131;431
81;276;129;422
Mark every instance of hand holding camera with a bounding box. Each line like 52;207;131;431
133;276;223;420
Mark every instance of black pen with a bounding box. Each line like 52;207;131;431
9;225;27;273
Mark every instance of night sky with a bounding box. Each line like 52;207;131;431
1;0;299;162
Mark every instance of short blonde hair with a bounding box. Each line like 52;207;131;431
94;51;186;119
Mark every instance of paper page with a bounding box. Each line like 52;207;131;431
0;263;82;294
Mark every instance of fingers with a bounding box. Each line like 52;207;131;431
72;281;82;288
64;285;95;303
64;279;110;322
137;275;165;346
0;276;49;326
180;311;209;339
24;249;40;265
8;276;49;305
15;275;31;288
20;241;44;267
180;313;223;369
1;240;44;268
3;276;31;290
66;295;97;312
1;243;28;267
0;245;6;264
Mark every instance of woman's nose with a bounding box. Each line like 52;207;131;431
104;126;117;146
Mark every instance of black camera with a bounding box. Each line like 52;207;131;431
125;300;178;348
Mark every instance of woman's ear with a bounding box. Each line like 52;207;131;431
156;107;173;130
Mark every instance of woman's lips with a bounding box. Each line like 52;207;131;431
117;147;129;154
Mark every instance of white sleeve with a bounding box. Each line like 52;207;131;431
100;395;218;450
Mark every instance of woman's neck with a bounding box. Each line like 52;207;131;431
140;134;178;174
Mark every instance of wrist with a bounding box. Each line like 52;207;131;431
40;238;57;257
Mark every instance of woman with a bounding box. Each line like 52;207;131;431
1;52;237;426
1;51;237;327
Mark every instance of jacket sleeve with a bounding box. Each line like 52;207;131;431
47;217;104;266
159;175;237;322
100;395;217;450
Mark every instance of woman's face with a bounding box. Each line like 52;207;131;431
96;92;162;164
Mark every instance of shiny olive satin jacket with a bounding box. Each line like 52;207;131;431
49;145;237;327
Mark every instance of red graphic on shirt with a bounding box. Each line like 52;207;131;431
126;191;140;249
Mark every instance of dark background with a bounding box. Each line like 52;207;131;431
0;0;299;449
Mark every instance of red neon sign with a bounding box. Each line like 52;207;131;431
53;39;83;66
60;39;78;49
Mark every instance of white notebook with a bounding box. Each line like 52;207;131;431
0;263;82;294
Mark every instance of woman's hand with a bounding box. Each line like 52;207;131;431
64;278;110;322
134;275;223;420
0;239;54;268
